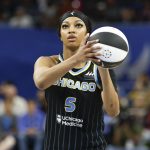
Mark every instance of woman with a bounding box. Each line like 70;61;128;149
33;10;120;150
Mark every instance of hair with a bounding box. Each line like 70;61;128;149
58;10;92;37
1;80;16;86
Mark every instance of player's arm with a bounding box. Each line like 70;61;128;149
33;55;81;90
98;68;120;117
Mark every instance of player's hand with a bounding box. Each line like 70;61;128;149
74;33;102;63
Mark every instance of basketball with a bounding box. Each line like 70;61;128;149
89;26;129;68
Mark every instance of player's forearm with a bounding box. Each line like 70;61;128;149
98;68;120;117
34;55;79;90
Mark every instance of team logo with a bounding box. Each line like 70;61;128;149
70;12;74;16
56;114;62;124
56;114;83;128
85;71;94;76
84;71;94;81
54;77;96;92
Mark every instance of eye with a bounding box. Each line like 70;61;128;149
62;24;69;29
75;23;83;28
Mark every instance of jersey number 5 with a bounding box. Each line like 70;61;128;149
65;97;76;112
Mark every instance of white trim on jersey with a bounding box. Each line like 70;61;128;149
93;64;101;89
59;54;91;76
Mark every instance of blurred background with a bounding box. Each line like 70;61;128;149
0;0;150;150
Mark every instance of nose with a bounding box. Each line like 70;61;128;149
68;25;75;34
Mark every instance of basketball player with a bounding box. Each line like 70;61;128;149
33;10;120;150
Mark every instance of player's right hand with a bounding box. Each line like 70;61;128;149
74;33;102;63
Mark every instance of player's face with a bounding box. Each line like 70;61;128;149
60;17;87;49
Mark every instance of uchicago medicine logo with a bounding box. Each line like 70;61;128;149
56;114;83;128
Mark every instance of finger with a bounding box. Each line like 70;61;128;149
80;33;90;46
85;46;102;54
86;52;102;58
91;58;101;63
91;45;101;51
87;58;101;63
86;39;99;47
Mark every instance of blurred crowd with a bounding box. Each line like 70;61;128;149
0;74;150;150
106;73;150;150
0;81;46;150
0;0;150;29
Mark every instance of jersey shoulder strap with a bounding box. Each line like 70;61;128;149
49;55;60;64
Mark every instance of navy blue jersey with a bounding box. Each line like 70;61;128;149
44;54;117;150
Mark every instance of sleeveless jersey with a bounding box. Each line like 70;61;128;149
44;54;116;150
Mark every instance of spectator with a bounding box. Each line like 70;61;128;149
0;0;17;20
0;80;28;117
0;100;17;150
17;99;45;150
141;0;150;21
142;106;150;148
120;7;136;23
0;86;4;116
128;73;150;109
112;114;146;150
9;6;34;28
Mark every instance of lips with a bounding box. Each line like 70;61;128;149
67;35;76;41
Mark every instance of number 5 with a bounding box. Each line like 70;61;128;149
65;97;76;112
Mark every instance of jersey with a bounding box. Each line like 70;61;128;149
44;53;117;150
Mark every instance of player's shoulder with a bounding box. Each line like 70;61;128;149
35;55;59;65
